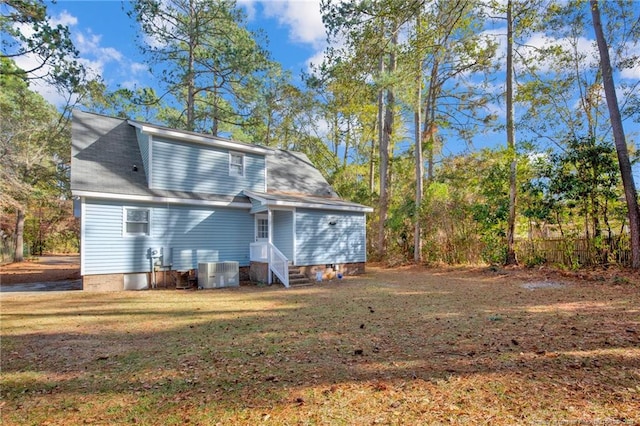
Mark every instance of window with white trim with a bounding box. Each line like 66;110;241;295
257;217;269;239
229;152;244;177
124;208;150;236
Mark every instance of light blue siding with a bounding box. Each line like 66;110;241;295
151;137;265;195
272;210;294;260
295;208;366;265
135;128;150;181
82;199;254;275
250;198;264;211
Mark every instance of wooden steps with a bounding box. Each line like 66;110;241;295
287;265;313;287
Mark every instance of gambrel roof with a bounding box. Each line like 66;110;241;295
71;110;371;212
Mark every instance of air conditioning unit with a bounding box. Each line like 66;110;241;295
198;261;239;288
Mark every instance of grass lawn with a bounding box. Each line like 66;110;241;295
1;265;639;425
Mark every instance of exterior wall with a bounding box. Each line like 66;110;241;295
295;209;366;266
250;198;264;211
135;127;150;183
81;198;254;275
151;137;265;195
83;274;125;291
272;210;294;260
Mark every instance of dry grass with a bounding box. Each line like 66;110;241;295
1;265;639;425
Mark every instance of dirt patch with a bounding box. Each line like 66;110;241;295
1;255;80;285
521;280;567;290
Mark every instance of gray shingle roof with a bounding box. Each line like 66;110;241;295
71;110;370;211
267;150;339;198
71;110;149;196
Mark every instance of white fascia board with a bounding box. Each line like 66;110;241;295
147;134;153;188
129;121;273;156
243;190;373;213
266;200;373;213
72;190;252;209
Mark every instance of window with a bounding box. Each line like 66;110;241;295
229;152;244;177
257;217;269;239
124;208;150;236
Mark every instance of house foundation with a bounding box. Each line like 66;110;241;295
301;262;366;280
83;267;251;291
249;261;366;284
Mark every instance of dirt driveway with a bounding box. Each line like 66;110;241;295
0;255;81;292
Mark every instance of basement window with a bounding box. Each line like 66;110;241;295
229;152;244;177
124;208;150;236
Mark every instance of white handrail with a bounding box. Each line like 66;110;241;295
268;243;289;288
250;241;289;288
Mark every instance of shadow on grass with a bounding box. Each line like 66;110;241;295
1;270;639;424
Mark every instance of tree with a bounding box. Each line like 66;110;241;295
129;0;270;135
404;0;497;262
1;1;84;262
505;0;518;265
485;0;549;265
321;0;430;259
590;0;640;268
0;58;69;261
1;0;84;92
77;80;163;122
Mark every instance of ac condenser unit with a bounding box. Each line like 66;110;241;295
198;261;240;288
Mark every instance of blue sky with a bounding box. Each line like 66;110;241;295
18;1;639;185
36;1;328;102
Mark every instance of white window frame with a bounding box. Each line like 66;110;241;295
229;151;245;177
123;207;150;236
255;213;269;241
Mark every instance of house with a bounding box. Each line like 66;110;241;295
70;110;372;291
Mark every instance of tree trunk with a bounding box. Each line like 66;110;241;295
369;121;376;194
343;118;350;166
590;0;640;268
423;60;439;182
378;27;397;260
505;0;518;266
376;31;386;260
13;208;25;262
414;14;423;263
378;88;391;259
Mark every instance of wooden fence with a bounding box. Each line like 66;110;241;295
515;236;631;268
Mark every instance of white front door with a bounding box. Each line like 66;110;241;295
255;214;269;242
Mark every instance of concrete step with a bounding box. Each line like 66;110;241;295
287;266;312;287
289;278;314;287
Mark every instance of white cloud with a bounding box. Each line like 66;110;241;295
618;42;640;81
260;0;326;49
130;62;148;74
620;65;640;80
238;0;258;21
11;8;134;106
240;0;332;74
305;48;326;71
51;11;78;27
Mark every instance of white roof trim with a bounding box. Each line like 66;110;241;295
244;190;373;213
73;190;252;209
128;121;272;155
265;199;372;213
